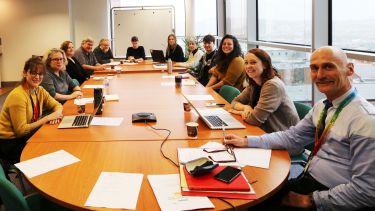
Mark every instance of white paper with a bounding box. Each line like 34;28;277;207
83;84;104;89
85;172;143;209
104;94;119;101
177;148;207;164
107;61;120;66
161;80;196;87
91;117;123;126
185;94;215;101
154;64;167;69
199;141;226;150
93;76;114;80
15;150;80;178
161;74;190;79
234;148;272;169
162;75;175;79
148;174;214;211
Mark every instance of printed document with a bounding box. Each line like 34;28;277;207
184;94;215;101
148;174;214;211
15;150;80;178
85;172;143;209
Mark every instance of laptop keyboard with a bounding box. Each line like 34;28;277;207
204;115;228;127
72;115;89;126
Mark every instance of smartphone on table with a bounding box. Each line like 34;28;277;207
214;166;242;183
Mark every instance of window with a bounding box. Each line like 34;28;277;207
259;47;312;103
193;0;217;36
350;59;375;101
331;0;375;52
226;0;247;39
257;0;311;45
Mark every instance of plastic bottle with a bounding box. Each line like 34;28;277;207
167;58;172;74
103;77;110;95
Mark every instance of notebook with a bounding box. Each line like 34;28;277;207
195;108;245;129
150;49;166;62
58;97;102;129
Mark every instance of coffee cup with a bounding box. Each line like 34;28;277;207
175;75;182;88
76;101;86;114
186;122;199;139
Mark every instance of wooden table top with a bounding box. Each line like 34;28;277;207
94;61;186;74
22;71;290;210
21;140;290;211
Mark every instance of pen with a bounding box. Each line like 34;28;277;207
216;103;225;107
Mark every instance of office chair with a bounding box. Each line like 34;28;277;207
0;159;26;195
219;85;241;103
289;102;313;180
0;165;70;211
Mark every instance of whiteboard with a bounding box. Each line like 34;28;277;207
111;7;175;58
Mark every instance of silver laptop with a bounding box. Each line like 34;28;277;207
195;108;246;129
58;99;102;129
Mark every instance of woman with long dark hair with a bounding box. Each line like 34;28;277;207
206;34;246;91
230;48;299;132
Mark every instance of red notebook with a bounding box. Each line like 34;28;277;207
183;166;250;191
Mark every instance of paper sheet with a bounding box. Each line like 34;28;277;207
161;80;196;86
93;76;114;80
104;66;122;71
148;174;214;211
15;150;80;178
234;148;272;169
199;141;226;150
154;64;167;69
91;117;123;126
184;94;215;101
83;84;104;89
73;94;119;105
162;74;190;79
106;61;120;66
85;172;143;209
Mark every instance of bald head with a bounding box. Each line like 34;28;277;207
309;46;354;101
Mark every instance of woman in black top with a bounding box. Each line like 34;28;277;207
126;36;146;61
165;34;184;62
60;40;90;85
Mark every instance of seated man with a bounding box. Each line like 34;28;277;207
192;34;218;86
225;46;375;210
74;37;105;75
126;36;146;62
93;38;114;64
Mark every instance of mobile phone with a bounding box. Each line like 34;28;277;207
214;166;242;183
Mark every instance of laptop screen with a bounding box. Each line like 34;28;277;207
150;49;165;62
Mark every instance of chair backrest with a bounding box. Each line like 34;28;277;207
293;101;312;120
0;165;30;211
219;85;241;103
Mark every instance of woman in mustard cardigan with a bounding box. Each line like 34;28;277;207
0;57;63;163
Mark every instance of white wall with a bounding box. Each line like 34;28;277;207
0;0;70;82
0;0;109;83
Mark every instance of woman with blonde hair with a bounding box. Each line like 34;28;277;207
165;34;184;62
0;57;62;163
41;48;82;103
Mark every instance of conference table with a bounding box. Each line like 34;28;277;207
21;63;290;210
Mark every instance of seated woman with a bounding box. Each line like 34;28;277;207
206;34;246;91
175;37;204;69
230;48;299;133
126;36;146;62
41;48;83;103
61;40;90;85
0;57;63;163
165;34;185;62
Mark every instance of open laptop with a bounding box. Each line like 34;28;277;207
58;98;102;129
150;49;166;62
195;108;246;129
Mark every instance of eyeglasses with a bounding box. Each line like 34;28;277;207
51;58;63;62
203;144;236;163
29;72;44;77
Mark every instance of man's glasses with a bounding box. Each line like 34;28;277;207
203;144;236;163
51;58;63;62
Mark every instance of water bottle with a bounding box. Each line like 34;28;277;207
167;58;172;74
103;77;110;95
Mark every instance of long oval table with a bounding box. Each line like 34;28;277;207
21;68;290;210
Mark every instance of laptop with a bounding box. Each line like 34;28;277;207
150;49;166;62
58;98;102;129
195;108;246;129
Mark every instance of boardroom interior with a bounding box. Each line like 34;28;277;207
0;0;374;104
0;0;375;210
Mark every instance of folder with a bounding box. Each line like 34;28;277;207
183;166;250;191
179;166;257;200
